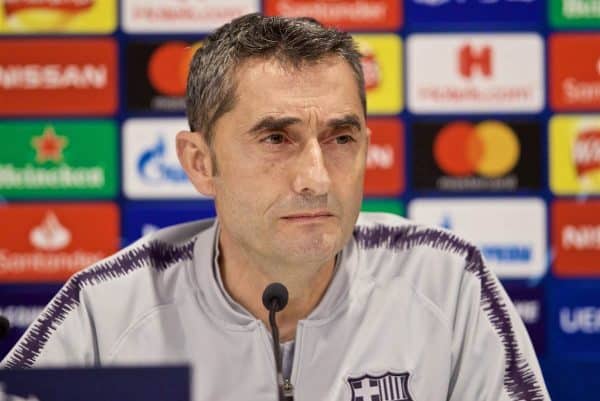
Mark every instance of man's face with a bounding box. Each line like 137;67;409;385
209;56;368;268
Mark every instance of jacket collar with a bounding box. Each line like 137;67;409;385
191;218;360;328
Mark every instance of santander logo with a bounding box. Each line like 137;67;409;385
29;211;71;251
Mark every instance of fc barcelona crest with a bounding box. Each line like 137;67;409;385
347;371;413;401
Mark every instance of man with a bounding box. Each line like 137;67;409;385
2;14;550;401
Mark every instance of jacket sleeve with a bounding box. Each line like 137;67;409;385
447;250;551;401
1;276;97;369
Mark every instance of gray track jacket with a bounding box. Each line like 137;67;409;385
1;213;550;401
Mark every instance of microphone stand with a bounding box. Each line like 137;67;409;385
262;283;293;401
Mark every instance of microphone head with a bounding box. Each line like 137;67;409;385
0;316;10;340
262;282;289;312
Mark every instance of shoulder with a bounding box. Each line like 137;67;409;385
74;217;214;298
4;218;215;368
352;212;489;320
353;211;482;273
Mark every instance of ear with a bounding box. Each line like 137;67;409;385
176;130;216;197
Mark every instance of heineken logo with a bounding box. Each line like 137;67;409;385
31;126;68;163
0;121;116;199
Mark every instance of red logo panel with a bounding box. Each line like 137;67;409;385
264;0;402;30
553;200;600;277
0;203;119;282
364;118;404;196
550;34;600;111
0;39;117;115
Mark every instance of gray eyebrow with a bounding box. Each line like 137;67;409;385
248;116;302;134
247;113;363;135
326;114;362;131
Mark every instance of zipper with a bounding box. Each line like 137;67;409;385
286;321;304;400
259;320;298;399
283;378;294;399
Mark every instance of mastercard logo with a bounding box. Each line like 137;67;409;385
433;120;520;178
148;41;203;97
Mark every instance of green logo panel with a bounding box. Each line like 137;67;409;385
0;121;117;199
361;199;404;216
550;0;600;27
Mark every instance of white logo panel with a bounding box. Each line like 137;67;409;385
122;118;206;199
122;0;259;33
408;198;547;279
407;34;544;113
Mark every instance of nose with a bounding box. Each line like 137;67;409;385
292;139;331;196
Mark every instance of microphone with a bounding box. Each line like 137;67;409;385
262;283;291;401
0;315;10;340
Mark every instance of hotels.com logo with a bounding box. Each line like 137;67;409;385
407;34;543;113
458;44;493;79
0;39;117;115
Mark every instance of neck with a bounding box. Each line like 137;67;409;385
217;231;337;342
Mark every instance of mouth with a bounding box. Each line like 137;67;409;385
281;211;334;221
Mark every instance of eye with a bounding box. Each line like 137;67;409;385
335;135;355;144
262;133;286;144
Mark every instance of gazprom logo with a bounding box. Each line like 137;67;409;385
441;214;532;263
482;245;532;262
137;136;187;183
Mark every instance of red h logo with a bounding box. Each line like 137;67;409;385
459;44;492;78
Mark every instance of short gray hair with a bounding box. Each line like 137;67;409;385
186;13;365;145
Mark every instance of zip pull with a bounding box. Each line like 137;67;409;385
283;378;294;399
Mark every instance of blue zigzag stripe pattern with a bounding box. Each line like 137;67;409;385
3;239;195;369
353;224;545;401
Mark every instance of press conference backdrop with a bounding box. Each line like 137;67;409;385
0;0;598;399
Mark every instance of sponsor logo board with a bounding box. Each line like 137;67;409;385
408;198;547;279
550;0;600;28
407;34;544;113
122;202;216;245
550;34;600;110
505;285;546;356
122;0;258;33
0;121;117;199
365;119;404;196
0;0;116;33
549;115;600;194
0;39;117;116
406;0;543;26
0;289;56;360
361;199;404;216
0;203;119;283
122;118;205;199
353;34;403;114
412;120;542;192
552;200;600;276
265;0;402;30
550;282;600;355
127;41;201;113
